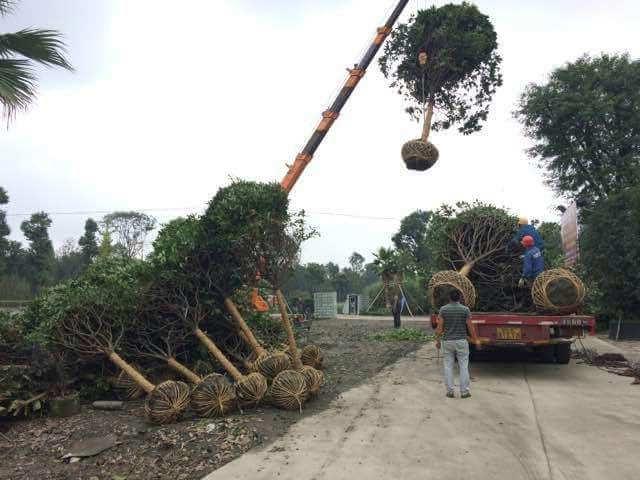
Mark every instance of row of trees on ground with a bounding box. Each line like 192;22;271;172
0;187;156;298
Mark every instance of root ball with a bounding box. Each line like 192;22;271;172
191;374;236;417
428;270;477;309
254;352;291;379
300;366;324;397
300;345;324;370
235;372;268;406
145;380;191;425
401;139;439;171
532;268;585;314
269;370;309;412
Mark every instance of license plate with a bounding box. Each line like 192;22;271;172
496;327;522;341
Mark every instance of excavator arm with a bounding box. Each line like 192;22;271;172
280;0;410;193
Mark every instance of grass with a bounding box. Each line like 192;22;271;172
369;327;434;342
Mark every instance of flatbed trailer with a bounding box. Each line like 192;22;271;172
430;312;596;364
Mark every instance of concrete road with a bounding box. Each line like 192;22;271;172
204;336;640;480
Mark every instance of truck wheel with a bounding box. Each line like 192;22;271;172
555;343;571;364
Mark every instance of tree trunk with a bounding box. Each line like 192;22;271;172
275;289;303;370
107;351;155;394
421;99;435;142
194;327;243;382
224;297;267;357
459;262;474;277
166;357;202;384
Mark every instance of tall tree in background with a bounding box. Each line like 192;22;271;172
392;209;435;273
78;218;99;264
516;53;640;201
348;252;365;274
0;187;9;272
0;0;73;122
102;211;156;259
20;211;54;290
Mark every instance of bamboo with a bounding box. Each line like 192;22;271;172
224;297;267;357
276;289;303;370
421;100;435;142
166;357;202;384
108;351;155;394
194;327;243;382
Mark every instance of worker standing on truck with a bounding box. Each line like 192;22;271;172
510;217;544;251
435;290;480;399
518;235;544;288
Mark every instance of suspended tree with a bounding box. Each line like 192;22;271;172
379;2;502;171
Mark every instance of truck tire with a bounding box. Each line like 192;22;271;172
555;343;571;364
540;345;556;363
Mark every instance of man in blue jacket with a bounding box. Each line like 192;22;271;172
510;217;544;251
518;235;545;288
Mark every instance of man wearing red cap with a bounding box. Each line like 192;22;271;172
518;235;544;288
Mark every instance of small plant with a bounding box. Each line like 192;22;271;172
370;327;433;342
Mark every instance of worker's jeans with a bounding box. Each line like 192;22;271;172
443;339;470;394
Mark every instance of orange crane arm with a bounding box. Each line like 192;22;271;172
280;0;410;193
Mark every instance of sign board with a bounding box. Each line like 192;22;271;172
560;202;579;267
314;292;337;318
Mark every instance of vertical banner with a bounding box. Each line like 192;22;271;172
560;202;579;267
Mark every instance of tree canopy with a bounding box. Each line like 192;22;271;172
516;53;640;201
379;2;502;133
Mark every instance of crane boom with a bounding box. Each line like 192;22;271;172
280;0;410;193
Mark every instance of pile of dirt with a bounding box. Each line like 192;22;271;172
0;317;430;480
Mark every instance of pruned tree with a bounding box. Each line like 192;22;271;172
78;218;99;264
379;2;502;170
20;212;55;291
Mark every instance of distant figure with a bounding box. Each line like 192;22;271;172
391;294;402;329
510;217;544;251
436;289;480;399
518;235;545;288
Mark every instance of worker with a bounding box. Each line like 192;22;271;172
518;235;544;288
435;289;480;399
510;217;544;251
391;293;403;329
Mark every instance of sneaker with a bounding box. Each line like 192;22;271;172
446;391;455;398
461;391;471;399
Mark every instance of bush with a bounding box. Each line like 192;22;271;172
580;186;640;321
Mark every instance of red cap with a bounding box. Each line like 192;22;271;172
521;235;535;248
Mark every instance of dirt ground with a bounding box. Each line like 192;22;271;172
0;318;430;480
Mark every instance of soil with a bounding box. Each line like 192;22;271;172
0;317;430;480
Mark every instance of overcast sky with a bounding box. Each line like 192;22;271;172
2;0;640;266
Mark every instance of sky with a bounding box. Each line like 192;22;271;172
2;0;640;266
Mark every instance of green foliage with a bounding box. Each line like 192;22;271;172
370;327;433;342
0;186;9;274
372;247;408;278
20;212;55;291
379;2;502;133
0;3;73;122
78;218;99;263
150;215;201;271
538;222;564;268
102;211;157;259
392;210;435;274
580;186;640;321
348;252;365;273
516;53;640;201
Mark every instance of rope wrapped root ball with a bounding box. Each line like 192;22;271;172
401;139;439;171
428;270;477;309
253;352;291;379
191;374;236;418
115;367;146;400
144;380;191;425
532;268;586;314
269;370;309;412
300;344;324;370
235;372;268;407
300;365;324;397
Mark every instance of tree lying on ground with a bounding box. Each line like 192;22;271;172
379;2;502;170
0;0;73;122
515;53;640;202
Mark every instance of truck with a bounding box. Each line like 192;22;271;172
430;312;595;363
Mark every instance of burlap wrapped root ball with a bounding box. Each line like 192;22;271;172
401;139;439;171
300;344;324;370
191;374;236;417
532;268;586;314
235;372;268;407
253;352;291;379
144;380;191;424
428;270;477;309
300;365;324;397
269;370;309;412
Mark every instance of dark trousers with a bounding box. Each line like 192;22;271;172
393;311;401;328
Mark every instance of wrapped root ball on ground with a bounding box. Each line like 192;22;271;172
300;365;324;397
270;370;309;412
235;372;268;407
402;139;439;171
301;344;324;370
144;380;191;425
428;270;477;309
115;367;146;400
254;352;291;379
191;374;236;418
532;268;586;314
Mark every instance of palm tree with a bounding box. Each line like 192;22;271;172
0;0;72;123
